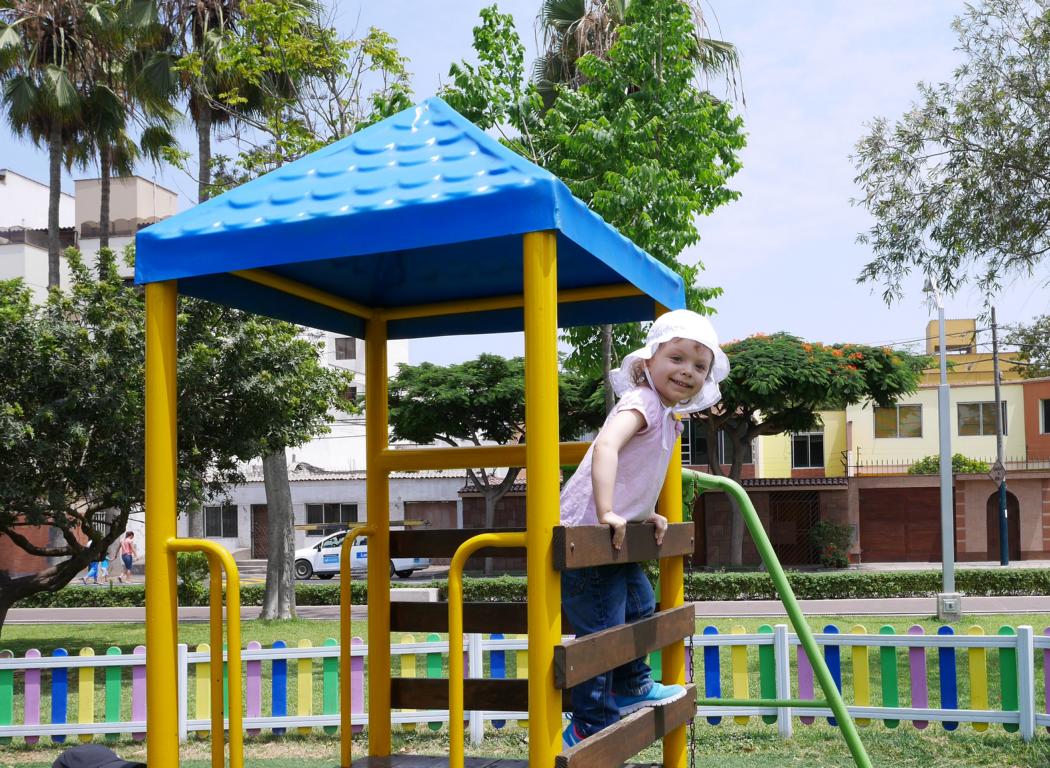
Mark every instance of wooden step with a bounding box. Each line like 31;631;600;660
390;677;570;711
553;603;695;689
556;683;697;768
390;528;526;559
391;601;533;634
388;523;694;566
552;523;694;570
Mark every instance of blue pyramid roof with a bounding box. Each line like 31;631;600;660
136;97;684;339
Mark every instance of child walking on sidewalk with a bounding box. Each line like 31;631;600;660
560;310;729;748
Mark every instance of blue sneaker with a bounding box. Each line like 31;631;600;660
562;719;585;750
613;682;687;715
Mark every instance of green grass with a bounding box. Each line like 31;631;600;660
3;724;1050;767
3;615;1050;766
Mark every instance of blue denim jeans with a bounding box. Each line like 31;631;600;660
561;562;655;736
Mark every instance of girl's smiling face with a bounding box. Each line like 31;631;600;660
645;338;713;407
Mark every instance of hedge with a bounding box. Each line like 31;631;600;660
15;581;370;609
15;568;1050;610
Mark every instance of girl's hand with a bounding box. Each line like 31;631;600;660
599;511;628;551
649;513;668;546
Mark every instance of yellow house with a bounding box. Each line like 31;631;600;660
844;381;1027;473
920;318;1024;386
753;319;1025;478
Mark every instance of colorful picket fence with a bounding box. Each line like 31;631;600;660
2;625;1050;746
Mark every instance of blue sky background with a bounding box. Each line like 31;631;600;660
4;1;1047;364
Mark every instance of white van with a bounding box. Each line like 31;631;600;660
294;530;429;580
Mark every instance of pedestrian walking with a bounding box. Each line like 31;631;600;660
118;531;137;583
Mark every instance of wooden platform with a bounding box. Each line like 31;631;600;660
349;758;660;767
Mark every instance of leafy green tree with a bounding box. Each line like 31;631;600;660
695;334;928;564
0;1;91;287
443;2;745;408
388;355;603;574
0;249;350;636
1005;314;1050;379
533;0;741;109
853;0;1050;303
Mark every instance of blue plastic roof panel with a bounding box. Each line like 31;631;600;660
136;97;684;337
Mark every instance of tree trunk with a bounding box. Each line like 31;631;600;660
260;450;296;620
0;597;12;642
187;501;204;538
196;96;213;203
726;431;748;567
47;119;63;289
601;323;615;413
483;493;497;576
99;143;111;251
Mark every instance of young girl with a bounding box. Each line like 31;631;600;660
560;309;729;748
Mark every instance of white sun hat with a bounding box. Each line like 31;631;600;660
608;310;730;414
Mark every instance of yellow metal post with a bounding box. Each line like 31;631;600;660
523;231;562;766
166;539;245;768
144;281;179;767
658;427;687;768
447;532;528;767
655;302;688;768
365;317;392;755
340;525;374;767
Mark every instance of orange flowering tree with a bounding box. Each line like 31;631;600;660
693;332;928;564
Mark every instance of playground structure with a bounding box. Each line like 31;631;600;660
134;97;872;767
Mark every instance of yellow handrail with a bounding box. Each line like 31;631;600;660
166;538;243;768
447;532;528;768
339;524;374;767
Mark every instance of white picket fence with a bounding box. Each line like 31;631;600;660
1;625;1048;745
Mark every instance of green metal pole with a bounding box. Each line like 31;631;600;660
696;474;873;768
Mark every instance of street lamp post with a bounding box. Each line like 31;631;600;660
925;278;961;621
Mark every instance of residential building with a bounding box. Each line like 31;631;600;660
0;168;76;302
694;320;1050;566
181;463;466;558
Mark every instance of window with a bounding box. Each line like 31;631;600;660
681;420;753;466
334;337;357;360
873;404;922;438
1042;399;1050;434
791;432;824;469
204;504;238;538
306;503;358;537
341;386;358;405
957;401;1007;437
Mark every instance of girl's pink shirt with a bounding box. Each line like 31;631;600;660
560;385;683;527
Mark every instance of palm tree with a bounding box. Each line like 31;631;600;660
75;0;177;250
0;1;91;289
534;0;742;109
157;0;267;203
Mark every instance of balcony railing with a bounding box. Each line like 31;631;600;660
851;455;1050;477
0;227;77;249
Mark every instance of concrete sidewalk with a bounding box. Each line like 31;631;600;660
8;595;1050;624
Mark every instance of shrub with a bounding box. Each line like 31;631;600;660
16;568;1050;609
908;453;990;475
809;520;853;569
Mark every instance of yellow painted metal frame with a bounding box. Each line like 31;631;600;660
147;234;689;768
167;538;244;768
339;525;374;767
447;532;528;766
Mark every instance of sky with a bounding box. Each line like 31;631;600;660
3;1;1047;364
